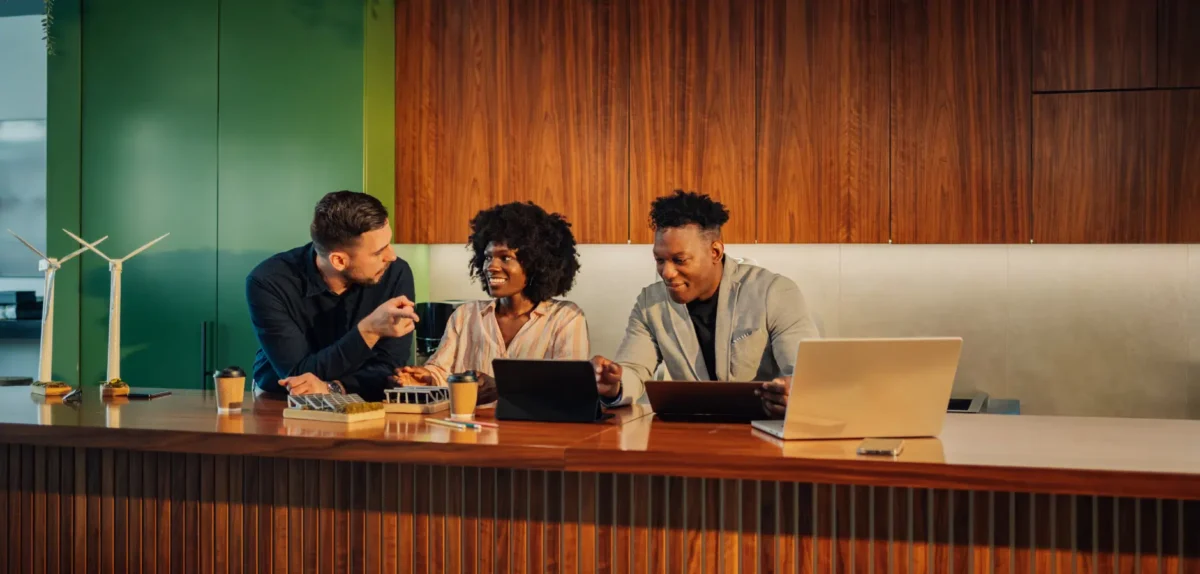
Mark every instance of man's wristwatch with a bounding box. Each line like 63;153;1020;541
327;380;345;394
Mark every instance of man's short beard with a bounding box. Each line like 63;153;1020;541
343;267;382;287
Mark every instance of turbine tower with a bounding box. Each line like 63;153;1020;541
65;229;169;396
8;230;107;396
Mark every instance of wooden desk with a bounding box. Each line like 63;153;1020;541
0;387;1196;572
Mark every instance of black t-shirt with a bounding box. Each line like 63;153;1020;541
686;291;720;380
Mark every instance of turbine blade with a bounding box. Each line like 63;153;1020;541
119;232;169;261
62;229;113;261
7;229;47;260
57;235;109;264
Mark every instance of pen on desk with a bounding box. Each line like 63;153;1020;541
425;418;468;430
469;420;499;429
425;418;481;432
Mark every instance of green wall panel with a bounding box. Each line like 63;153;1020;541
365;0;426;357
215;0;365;373
364;0;396;219
79;0;219;388
52;0;371;386
46;0;82;384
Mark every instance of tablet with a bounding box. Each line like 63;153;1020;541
492;359;611;423
644;380;765;423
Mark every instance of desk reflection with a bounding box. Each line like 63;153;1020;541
384;415;500;445
281;416;386;438
751;429;946;463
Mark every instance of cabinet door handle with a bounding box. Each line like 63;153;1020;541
200;321;212;390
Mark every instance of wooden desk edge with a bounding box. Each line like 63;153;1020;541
0;422;568;470
4;421;1200;500
563;447;1200;500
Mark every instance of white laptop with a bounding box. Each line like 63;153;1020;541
750;337;963;440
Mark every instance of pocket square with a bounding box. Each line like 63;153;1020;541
731;330;756;343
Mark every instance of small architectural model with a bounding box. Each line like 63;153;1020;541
383;386;450;414
282;393;386;423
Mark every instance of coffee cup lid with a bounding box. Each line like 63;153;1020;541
447;371;477;383
215;366;245;378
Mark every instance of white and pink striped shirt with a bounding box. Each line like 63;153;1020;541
423;298;591;386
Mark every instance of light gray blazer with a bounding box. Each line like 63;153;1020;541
609;259;821;405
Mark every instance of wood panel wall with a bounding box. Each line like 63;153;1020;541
890;0;1031;244
394;0;629;244
395;0;1200;245
629;0;757;245
756;0;890;244
1160;0;1200;88
1033;0;1157;92
5;443;1200;573
1033;90;1200;243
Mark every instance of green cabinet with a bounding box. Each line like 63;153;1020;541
75;0;365;388
80;0;219;389
216;0;364;374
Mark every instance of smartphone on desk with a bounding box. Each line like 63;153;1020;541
857;438;904;456
128;391;172;400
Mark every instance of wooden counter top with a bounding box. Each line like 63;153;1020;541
568;413;1200;499
0;388;647;470
1;387;1198;499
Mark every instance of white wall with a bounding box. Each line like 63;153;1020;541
423;243;1200;420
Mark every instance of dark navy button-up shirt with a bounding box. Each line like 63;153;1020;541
246;243;414;401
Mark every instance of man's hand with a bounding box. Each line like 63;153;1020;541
590;355;623;399
392;366;435;386
757;376;790;418
358;296;419;347
281;372;330;395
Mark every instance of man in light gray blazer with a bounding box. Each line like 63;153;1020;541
591;191;820;417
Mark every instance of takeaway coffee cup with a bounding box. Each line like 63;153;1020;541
214;366;246;414
447;372;478;421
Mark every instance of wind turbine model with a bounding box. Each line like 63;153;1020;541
8;230;108;396
64;229;169;396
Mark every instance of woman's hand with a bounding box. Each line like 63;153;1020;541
391;366;435;386
474;371;499;404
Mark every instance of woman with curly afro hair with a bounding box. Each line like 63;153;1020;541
394;201;590;404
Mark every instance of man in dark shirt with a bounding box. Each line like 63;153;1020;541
246;191;419;401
